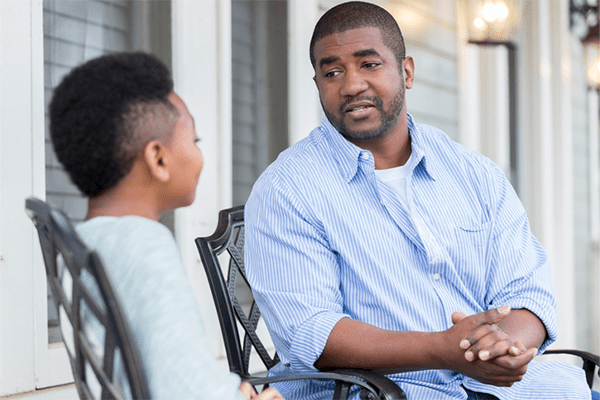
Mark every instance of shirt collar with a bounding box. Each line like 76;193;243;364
321;113;438;182
320;117;366;182
406;113;438;181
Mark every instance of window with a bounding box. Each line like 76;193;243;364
231;0;289;206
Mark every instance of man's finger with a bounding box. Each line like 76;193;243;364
492;347;538;370
508;341;527;356
452;311;467;325
480;305;511;325
508;345;522;356
456;307;510;351
515;341;527;352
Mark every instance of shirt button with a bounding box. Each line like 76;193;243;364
361;153;369;160
433;273;441;280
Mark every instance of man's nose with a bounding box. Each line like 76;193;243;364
340;68;368;97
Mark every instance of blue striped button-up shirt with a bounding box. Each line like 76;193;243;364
245;115;590;400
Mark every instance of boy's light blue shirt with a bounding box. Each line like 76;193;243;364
77;216;245;400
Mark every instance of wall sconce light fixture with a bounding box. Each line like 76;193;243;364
468;0;519;45
583;24;600;89
571;0;600;89
570;0;599;37
569;0;600;90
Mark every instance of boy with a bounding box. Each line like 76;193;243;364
49;52;282;400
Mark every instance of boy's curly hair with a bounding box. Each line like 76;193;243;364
49;52;176;197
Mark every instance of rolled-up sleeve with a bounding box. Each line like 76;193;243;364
246;172;351;372
484;164;557;352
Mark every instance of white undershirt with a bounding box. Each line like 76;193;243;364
374;151;416;211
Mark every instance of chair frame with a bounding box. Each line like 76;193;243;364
196;206;600;399
26;197;150;400
195;205;407;400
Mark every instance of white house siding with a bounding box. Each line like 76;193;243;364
386;0;459;140
43;0;134;224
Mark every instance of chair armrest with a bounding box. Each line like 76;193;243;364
332;369;407;399
243;369;407;400
542;349;599;388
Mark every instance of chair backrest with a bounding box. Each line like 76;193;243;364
25;197;150;400
195;205;278;378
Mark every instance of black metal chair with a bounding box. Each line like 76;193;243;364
195;205;407;400
26;197;150;400
196;206;600;399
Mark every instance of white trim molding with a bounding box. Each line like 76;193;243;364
288;0;321;145
171;0;233;364
0;0;72;395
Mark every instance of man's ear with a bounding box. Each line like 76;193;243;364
403;56;415;90
143;140;170;182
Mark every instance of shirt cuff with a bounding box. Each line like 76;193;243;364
289;312;350;372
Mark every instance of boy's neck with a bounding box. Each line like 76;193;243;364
85;199;162;221
85;178;165;222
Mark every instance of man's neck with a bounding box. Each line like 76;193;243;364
348;116;411;170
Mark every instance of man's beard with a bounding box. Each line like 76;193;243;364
323;84;405;141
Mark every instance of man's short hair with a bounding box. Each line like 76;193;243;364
49;52;177;197
309;1;406;70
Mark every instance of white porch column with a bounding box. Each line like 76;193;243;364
0;0;46;394
458;44;482;153
587;89;600;354
549;0;576;350
520;0;575;348
171;0;232;363
479;45;511;177
288;0;321;145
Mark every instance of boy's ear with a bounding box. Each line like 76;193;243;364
143;140;170;182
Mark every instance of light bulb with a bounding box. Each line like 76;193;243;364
481;2;497;22
496;2;509;21
481;1;509;23
474;17;485;29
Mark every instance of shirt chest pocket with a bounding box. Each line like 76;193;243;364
457;220;493;248
443;221;493;278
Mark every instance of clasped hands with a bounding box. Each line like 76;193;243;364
445;305;538;387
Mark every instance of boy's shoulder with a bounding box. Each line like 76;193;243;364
76;216;179;267
78;215;172;239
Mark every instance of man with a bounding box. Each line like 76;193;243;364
245;2;595;399
50;52;283;400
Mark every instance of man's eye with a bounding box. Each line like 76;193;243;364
324;70;339;78
364;62;378;69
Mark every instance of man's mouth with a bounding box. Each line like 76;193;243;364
344;102;375;114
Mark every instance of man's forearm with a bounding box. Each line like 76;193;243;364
313;317;442;371
314;307;538;387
